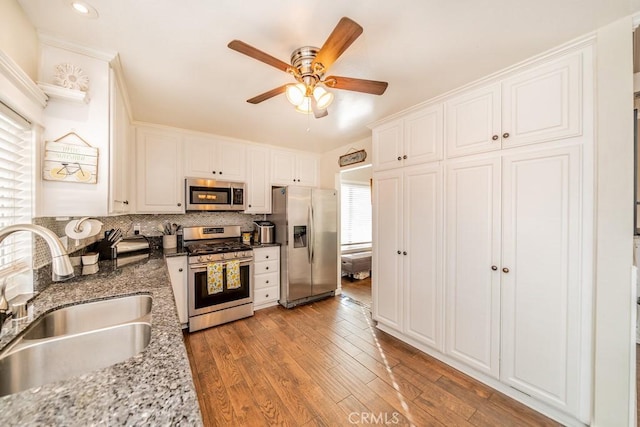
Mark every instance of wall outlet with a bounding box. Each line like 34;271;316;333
133;224;141;235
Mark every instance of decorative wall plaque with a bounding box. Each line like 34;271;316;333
339;149;367;167
43;131;98;184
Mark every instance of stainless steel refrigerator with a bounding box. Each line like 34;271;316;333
271;186;338;308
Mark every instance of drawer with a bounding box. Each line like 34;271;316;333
254;271;279;290
253;246;279;263
254;285;279;305
254;259;279;275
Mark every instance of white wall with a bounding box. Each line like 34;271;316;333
319;136;372;188
0;0;38;81
593;15;635;427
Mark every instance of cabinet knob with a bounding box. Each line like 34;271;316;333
491;265;497;271
124;200;129;205
502;267;510;273
397;250;401;254
265;266;269;270
403;155;407;160
212;171;216;174
502;132;510;139
266;280;269;284
403;251;407;255
220;171;222;175
492;135;499;141
397;156;402;161
177;203;182;207
266;294;269;298
266;255;269;259
178;268;183;272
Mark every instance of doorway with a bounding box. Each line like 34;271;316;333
339;165;372;308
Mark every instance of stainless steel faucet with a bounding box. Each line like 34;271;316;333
0;224;74;282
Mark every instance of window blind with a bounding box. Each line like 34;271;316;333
0;102;33;275
340;182;372;246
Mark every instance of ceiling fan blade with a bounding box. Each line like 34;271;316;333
324;76;388;95
228;40;291;73
313;17;363;71
247;85;288;104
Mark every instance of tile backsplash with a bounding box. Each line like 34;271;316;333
33;212;263;268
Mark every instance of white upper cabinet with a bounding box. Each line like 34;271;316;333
373;103;443;171
446;51;583;158
109;68;132;215
245;146;271;214
445;84;501;158
135;127;184;213
271;150;318;187
184;136;246;182
500;53;582;149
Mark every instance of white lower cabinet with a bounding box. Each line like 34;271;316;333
373;163;443;349
253;246;280;310
165;256;188;327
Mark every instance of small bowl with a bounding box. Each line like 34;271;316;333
81;252;99;265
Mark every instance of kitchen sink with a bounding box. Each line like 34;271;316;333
22;294;152;340
0;294;152;397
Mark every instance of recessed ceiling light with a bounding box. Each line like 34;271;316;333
69;1;98;18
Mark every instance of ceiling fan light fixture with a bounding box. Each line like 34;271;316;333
295;97;313;114
313;86;334;110
285;83;306;106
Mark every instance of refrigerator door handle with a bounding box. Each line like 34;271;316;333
307;205;312;262
309;204;315;263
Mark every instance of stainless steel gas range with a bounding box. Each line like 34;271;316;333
183;225;253;332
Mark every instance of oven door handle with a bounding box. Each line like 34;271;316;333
189;258;253;271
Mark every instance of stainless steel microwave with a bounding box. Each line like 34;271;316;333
185;178;245;211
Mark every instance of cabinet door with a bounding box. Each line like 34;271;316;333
271;150;296;185
372;170;403;329
372;120;403;171
136;128;184;213
245;147;271;213
500;145;582;413
445;155;501;378
403;163;443;350
166;256;188;326
445;83;501;158
217;140;246;181
184;136;215;178
501;53;582;149
296;154;318;187
109;71;132;214
404;104;444;165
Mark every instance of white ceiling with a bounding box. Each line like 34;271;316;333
17;0;640;153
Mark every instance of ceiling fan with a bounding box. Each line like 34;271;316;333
228;17;388;118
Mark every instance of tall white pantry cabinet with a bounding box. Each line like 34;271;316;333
371;41;593;425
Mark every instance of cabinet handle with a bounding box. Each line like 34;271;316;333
502;132;510;139
502;267;510;273
177;203;182;207
403;155;407;160
397;156;402;161
491;265;497;271
492;135;499;141
397;250;401;254
114;199;129;205
178;268;183;272
403;251;407;255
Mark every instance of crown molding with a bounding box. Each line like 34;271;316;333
38;32;116;62
109;54;133;122
0;50;47;109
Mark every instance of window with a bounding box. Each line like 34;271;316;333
0;101;33;292
341;181;372;247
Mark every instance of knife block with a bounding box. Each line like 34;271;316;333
96;239;117;260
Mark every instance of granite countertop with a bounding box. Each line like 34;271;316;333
0;252;202;426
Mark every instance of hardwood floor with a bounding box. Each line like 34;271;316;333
184;296;560;426
340;276;372;308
